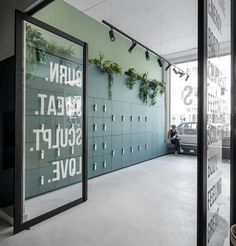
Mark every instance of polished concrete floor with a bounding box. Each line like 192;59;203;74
0;155;199;246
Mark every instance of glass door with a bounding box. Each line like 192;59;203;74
198;0;231;245
14;10;88;233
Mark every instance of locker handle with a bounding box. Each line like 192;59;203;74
103;161;107;168
145;144;148;150
122;148;125;155
93;123;97;131
112;150;115;156
145;116;148;122
57;148;60;157
40;176;44;186
71;146;74;154
103;123;107;131
112;115;116;121
40;150;45;159
130;147;134;153
103;142;107;149
138;116;141;122
130;116;133;122
93;143;97;151
138;145;141;151
93;162;97;171
122;115;125;122
93;104;97;111
103;105;107;112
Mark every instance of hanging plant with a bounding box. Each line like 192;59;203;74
138;72;149;104
124;68;138;89
149;79;166;105
89;53;122;99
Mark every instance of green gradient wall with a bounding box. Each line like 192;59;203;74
34;0;162;80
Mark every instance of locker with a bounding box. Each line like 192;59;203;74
25;168;39;198
130;134;139;164
87;117;94;138
102;117;112;136
93;98;104;117
89;156;103;178
130;104;139;134
102;154;112;174
111;135;122;170
111;101;122;135
145;133;152;160
93;118;103;137
103;136;112;155
138;133;146;162
38;165;56;194
121;135;131;167
87;97;94;117
121;102;131;135
93;136;103;157
103;99;112;118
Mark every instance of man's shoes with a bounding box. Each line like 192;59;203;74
175;151;178;156
180;148;184;153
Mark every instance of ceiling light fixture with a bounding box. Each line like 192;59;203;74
173;68;178;74
128;41;137;53
157;58;163;67
109;29;115;41
102;20;187;78
165;63;171;71
145;50;150;60
185;74;190;81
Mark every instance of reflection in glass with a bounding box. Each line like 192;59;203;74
23;21;84;221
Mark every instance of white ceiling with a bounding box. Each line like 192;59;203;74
64;0;230;60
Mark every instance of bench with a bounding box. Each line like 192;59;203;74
167;143;197;155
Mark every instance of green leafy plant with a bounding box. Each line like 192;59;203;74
124;68;138;89
138;72;149;104
149;79;166;105
89;53;122;99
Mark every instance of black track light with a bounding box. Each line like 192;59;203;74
157;58;163;67
165;63;171;71
178;71;185;78
128;41;137;53
109;29;115;41
173;68;178;74
185;74;190;81
145;50;150;60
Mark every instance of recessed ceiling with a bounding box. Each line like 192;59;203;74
64;0;230;60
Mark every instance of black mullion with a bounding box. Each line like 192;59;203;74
197;0;208;245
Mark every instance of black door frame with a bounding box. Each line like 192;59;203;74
14;10;88;234
197;0;235;245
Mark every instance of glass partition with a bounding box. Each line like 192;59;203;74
206;0;231;245
15;11;87;233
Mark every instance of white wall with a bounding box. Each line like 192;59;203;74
0;0;40;61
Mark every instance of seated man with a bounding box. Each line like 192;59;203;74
168;124;184;156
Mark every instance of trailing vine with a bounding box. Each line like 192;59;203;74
148;80;165;105
138;73;149;104
89;53;122;99
89;54;166;104
124;68;138;89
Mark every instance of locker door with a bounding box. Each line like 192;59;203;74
102;154;112;174
138;133;146;162
121;135;131;167
88;117;94;138
112;101;122;135
93;98;103;117
145;133;152;160
130;134;139;164
103;99;112;118
111;135;122;170
87;97;94;117
121;102;131;135
130;104;138;134
93;136;103;157
102;117;112;136
93;118;103;137
103;136;112;155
